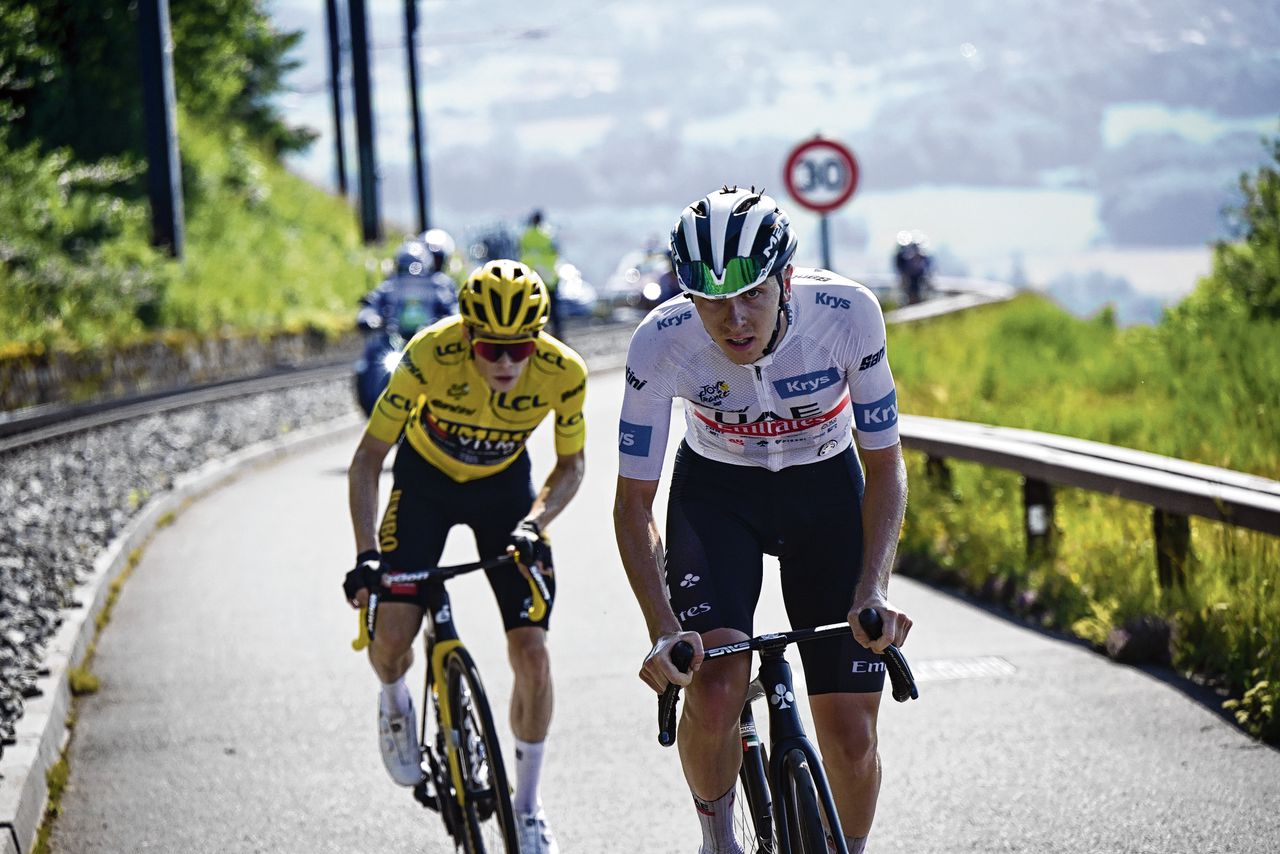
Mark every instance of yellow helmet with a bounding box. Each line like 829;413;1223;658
458;259;551;337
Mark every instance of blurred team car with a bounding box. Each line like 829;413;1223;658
596;246;680;320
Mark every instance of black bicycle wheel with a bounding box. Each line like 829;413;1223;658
445;647;519;853
782;749;832;854
734;704;775;853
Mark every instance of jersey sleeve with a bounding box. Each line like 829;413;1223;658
552;350;588;457
364;337;430;444
617;324;676;481
845;288;900;450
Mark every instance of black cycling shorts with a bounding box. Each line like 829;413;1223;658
375;444;554;632
664;441;884;695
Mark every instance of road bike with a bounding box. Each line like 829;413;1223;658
353;555;550;853
658;609;918;854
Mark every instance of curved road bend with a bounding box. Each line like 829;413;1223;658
50;374;1280;853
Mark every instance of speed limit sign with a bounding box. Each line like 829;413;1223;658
783;137;859;214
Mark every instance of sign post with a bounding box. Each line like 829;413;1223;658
783;136;859;271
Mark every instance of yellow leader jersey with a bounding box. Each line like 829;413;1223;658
365;316;587;482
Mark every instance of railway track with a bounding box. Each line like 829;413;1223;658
0;320;637;455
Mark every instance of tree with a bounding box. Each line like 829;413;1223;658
0;0;312;165
1212;132;1280;320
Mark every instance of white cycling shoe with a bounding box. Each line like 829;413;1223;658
377;693;425;786
516;808;560;854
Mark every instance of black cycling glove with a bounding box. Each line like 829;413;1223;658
508;520;553;571
343;549;382;602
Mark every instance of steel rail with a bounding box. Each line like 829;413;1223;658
0;320;641;456
0;361;352;455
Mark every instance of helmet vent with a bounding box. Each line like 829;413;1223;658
489;289;507;326
732;195;760;215
512;265;527;278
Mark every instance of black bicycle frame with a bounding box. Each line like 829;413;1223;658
659;615;917;853
706;627;850;852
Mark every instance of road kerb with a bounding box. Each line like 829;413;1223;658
0;414;362;854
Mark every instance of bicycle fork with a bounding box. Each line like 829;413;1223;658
415;585;470;825
756;648;848;854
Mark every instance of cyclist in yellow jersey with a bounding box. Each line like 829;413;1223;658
344;260;586;854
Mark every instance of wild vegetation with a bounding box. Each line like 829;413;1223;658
891;135;1280;742
0;0;383;355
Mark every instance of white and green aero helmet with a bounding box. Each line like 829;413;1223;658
669;186;798;299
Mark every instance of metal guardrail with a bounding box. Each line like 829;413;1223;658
899;414;1280;585
876;274;1280;582
903;416;1280;532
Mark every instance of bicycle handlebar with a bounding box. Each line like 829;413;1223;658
657;641;694;747
351;555;550;649
857;608;920;703
656;609;918;746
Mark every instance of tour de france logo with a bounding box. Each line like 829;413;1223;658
698;380;730;406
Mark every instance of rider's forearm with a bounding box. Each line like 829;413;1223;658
524;452;585;530
613;502;681;642
853;447;908;605
348;443;387;555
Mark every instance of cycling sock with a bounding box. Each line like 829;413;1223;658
693;786;741;854
380;677;412;716
512;738;545;814
845;835;867;853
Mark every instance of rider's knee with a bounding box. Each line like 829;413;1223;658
508;631;550;678
370;622;416;663
823;711;878;770
685;670;747;732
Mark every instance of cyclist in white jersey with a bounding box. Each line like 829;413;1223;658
613;187;911;854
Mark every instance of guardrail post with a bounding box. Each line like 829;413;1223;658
924;455;952;491
1023;477;1055;558
1153;509;1191;588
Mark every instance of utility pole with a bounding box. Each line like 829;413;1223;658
404;0;430;233
137;0;185;257
324;0;348;197
347;0;381;242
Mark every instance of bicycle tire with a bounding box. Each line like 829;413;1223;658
445;648;519;853
734;704;775;853
782;749;832;854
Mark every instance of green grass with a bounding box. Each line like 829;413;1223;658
161;117;389;336
890;292;1280;742
892;294;1279;476
0;116;393;352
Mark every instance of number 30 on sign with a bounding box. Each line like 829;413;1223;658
783;137;859;214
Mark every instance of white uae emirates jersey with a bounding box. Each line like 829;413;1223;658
618;268;900;480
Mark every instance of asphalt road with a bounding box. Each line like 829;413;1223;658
49;372;1280;853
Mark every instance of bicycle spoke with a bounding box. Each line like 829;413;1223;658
446;649;519;852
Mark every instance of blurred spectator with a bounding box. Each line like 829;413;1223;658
893;231;933;305
520;209;564;340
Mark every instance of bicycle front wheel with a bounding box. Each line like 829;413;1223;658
445;647;519;853
734;704;775;853
781;748;837;854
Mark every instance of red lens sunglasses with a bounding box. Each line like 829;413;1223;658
471;336;537;363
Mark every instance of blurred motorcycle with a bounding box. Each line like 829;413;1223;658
354;234;458;416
